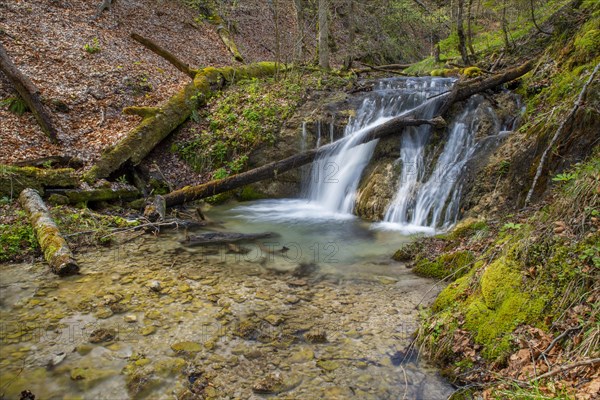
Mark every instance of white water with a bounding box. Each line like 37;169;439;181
306;78;454;215
239;77;506;234
382;95;498;229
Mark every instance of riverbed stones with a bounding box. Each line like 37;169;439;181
171;341;202;354
305;329;327;343
89;328;116;343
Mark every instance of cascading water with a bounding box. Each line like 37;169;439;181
305;77;504;232
306;77;455;214
383;95;499;230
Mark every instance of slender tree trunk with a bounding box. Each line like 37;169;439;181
318;0;330;69
343;0;355;70
293;0;305;61
457;0;470;65
530;0;549;35
130;33;196;78
501;0;512;52
466;0;476;58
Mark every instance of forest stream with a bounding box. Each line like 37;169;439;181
0;201;454;399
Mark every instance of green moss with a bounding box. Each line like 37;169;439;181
461;67;483;78
446;218;488;240
392;241;423;262
0;211;38;262
431;269;474;312
413;250;475;280
237;186;267;201
480;257;521;309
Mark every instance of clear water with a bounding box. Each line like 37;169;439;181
0;203;455;399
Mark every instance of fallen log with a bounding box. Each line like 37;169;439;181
83;62;280;182
131;33;197;79
45;188;141;204
159;60;533;208
211;15;244;62
0;42;59;144
1;165;79;198
181;231;277;246
19;189;79;276
14;155;84;169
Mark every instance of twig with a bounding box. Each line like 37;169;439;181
530;358;600;382
537;325;582;360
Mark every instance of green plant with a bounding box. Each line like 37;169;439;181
552;172;576;182
116;175;128;184
83;38;101;54
502;222;523;231
0;96;29;115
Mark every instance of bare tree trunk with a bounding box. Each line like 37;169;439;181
0;42;59;144
530;0;550;35
343;0;355;70
318;0;330;69
501;0;512;52
466;0;476;58
19;189;79;276
457;0;470;65
293;0;305;61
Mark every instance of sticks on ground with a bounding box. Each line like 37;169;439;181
131;33;197;78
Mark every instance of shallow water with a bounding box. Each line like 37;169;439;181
0;201;454;399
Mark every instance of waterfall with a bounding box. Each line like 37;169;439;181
383;95;496;229
305;77;503;231
306;78;454;215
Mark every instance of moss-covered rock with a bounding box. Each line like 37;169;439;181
413;250;475;280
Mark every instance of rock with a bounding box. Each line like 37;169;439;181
171;341;202;353
75;344;94;355
316;359;340;371
48;352;67;368
89;328;116;344
289;347;314;363
252;372;301;394
95;307;113;319
145;310;161;320
263;314;284;326
140;326;156;336
124;314;137;323
147;280;162;292
305;330;327;343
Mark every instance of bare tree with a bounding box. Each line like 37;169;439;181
457;0;470;65
318;0;330;69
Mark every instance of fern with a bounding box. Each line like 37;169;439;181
0;96;29;115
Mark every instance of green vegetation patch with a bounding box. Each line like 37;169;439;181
174;74;304;180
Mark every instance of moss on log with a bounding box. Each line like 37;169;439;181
123;106;160;119
19;188;79;276
83;62;280;183
0;165;79;198
46;188;141;204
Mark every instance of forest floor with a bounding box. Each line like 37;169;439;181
0;0;290;166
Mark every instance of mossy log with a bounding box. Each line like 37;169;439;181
46;188;140;204
19;188;79;276
210;15;244;62
159;60;533;208
0;42;59;144
122;106;160;119
83;62;280;182
130;33;197;78
0;165;79;198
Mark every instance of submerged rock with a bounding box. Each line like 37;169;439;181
89;328;116;343
171;341;202;354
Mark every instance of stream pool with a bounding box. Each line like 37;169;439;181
0;200;454;399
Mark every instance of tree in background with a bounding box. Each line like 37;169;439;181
318;0;330;69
